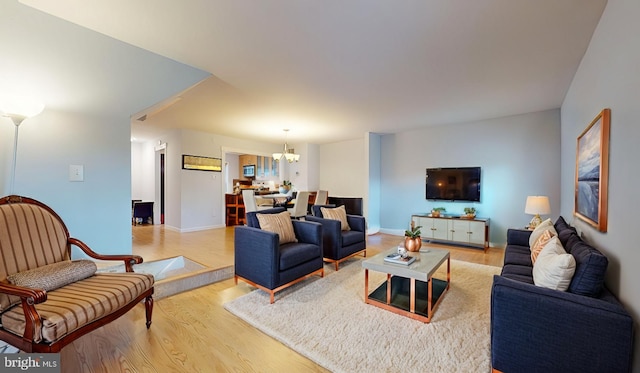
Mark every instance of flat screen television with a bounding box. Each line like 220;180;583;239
425;167;481;202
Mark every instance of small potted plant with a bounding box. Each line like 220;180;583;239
431;207;446;217
279;180;292;194
463;207;476;218
404;221;422;252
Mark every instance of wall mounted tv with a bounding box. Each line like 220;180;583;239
425;167;481;202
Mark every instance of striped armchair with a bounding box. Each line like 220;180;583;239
0;195;154;353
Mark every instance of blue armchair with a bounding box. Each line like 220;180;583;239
306;205;366;271
235;207;324;303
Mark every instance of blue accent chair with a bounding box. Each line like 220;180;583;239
306;205;366;271
235;207;324;303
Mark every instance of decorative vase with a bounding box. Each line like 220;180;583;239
404;237;422;252
431;210;441;217
279;186;290;194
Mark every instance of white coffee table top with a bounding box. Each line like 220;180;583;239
362;247;450;282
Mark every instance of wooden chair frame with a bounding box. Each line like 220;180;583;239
0;195;154;353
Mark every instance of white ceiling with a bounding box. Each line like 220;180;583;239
21;0;607;145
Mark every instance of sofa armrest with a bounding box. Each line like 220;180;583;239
292;220;322;246
491;275;633;373
234;226;280;289
0;282;47;341
0;282;47;305
69;237;143;272
506;228;532;247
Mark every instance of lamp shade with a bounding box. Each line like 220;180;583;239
272;129;300;163
1;97;45;119
525;196;551;215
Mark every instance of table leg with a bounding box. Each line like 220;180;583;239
427;277;433;320
410;278;416;313
386;273;391;304
364;269;369;302
447;257;451;290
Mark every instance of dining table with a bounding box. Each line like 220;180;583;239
255;193;294;208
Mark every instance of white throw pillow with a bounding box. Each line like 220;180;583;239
529;218;557;248
532;236;576;291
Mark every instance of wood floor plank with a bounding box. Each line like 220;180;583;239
59;225;503;372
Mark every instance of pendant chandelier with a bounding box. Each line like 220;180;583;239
272;129;300;163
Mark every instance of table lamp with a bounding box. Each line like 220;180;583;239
525;196;551;229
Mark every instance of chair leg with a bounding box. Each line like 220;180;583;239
334;261;339;271
145;294;154;329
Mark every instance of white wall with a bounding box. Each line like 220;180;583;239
132;131;324;231
0;2;209;252
179;130;224;231
6;110;133;254
306;143;320;192
379;109;561;245
313;112;560;245
366;133;382;233
131;141;156;201
561;0;640;368
225;154;239;193
319;138;367;198
288;142;320;192
134;129;292;231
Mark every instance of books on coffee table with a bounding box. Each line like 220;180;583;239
383;253;416;265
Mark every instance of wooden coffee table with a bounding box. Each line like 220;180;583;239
362;247;450;323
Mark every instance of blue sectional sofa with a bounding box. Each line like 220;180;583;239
491;216;634;373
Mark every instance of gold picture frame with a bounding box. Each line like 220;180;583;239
574;108;610;232
182;155;222;172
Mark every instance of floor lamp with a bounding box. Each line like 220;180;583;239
1;98;45;194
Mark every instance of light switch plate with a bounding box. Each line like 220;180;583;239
69;165;84;182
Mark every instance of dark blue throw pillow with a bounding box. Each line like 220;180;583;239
554;216;578;248
554;215;572;231
568;241;608;297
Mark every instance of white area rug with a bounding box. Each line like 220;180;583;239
224;259;501;373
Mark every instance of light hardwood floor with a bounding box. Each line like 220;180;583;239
60;225;504;373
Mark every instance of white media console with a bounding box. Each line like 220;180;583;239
411;214;490;251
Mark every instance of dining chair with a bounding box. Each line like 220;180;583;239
242;189;272;212
288;191;310;219
315;190;328;205
242;189;258;212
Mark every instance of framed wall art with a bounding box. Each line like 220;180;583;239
182;155;222;172
574;108;610;232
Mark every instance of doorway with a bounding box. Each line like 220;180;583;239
160;152;165;224
155;143;166;225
